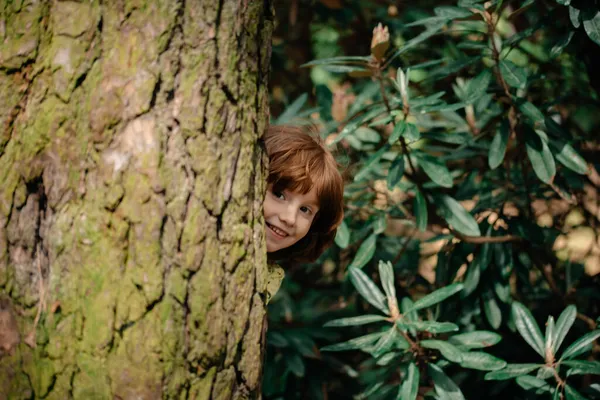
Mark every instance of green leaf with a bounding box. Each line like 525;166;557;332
410;283;464;311
553;305;577;355
398;320;459;334
551;142;589;175
421;339;464;363
355;127;381;143
354;144;390;182
379;260;397;305
389;121;406;144
374;214;387;235
449;331;502;349
488;121;509;169
398;363;419;400
565;385;588;400
460;352;507;371
499;60;527;88
564;360;600;376
429;364;465;400
417;154;453;188
321;331;385;352
545;316;555;359
348;266;389;314
324;315;388;327
415;189;428;232
387;155;405;189
485;364;541;380
583;10;600;46
570;6;581;28
388;22;445;64
516;375;552;393
332;105;387;144
275;94;308;124
561;330;600;360
287;353;305;377
404;123;420;141
434;6;473;19
301;56;371;67
348;234;377;269
512;302;545;358
334;220;350;249
463;262;480;296
372;327;399;357
484;295;502;329
518;101;545;125
435;195;481;236
525;130;556;184
550;31;575;58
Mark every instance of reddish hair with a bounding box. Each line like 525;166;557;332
264;125;344;263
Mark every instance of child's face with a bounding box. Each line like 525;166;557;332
263;184;320;253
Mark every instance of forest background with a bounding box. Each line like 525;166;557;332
264;0;600;399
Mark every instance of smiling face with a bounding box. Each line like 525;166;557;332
263;184;320;253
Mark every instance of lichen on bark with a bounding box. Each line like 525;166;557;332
0;1;273;398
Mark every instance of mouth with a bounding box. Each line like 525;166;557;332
267;222;289;239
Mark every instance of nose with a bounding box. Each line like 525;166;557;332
279;205;296;227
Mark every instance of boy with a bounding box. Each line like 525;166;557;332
263;125;344;265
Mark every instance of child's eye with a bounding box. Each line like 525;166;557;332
272;190;285;200
300;206;312;215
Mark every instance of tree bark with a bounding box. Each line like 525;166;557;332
0;1;273;398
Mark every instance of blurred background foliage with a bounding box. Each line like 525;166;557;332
264;0;600;399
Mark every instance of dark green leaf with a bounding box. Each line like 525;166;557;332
349;266;389;314
570;6;581;28
374;214;387;235
550;31;575;58
332;105;387;144
301;56;371;67
354;144;390;182
485;364;541;380
398;363;419;400
552;142;589;175
434;6;473;18
429;364;465;400
435;195;481;236
499;60;527;88
372;327;399;357
484;295;502;329
565;385;588;400
397;320;459;333
334;220;350;249
553;305;577;355
418;154;453;188
324;315;388;327
583;10;600;46
564;360;600;376
389;121;406;144
321;331;385;352
512;302;545;358
463;262;481;296
525;129;556;184
415;189;428;232
421;339;464;362
410;283;464;311
449;331;502;349
387;155;405;189
287;353;305;377
561;330;600;360
388;23;445;63
404;123;420;141
348;234;377;269
516;375;552;393
460;352;507;371
518;101;545;125
489;121;510;169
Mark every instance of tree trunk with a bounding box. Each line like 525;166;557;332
0;1;273;398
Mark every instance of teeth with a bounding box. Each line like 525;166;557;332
269;223;287;237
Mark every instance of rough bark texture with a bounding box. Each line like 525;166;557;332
0;0;272;398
